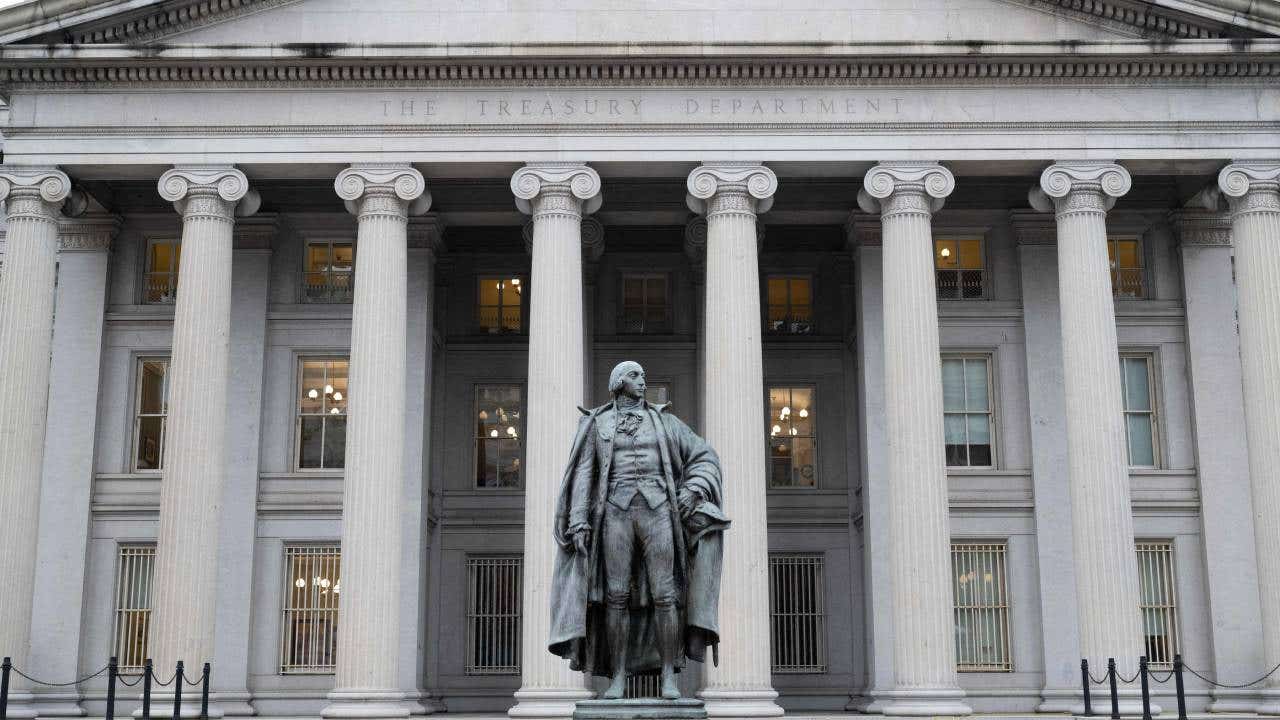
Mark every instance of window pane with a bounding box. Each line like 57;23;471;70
941;360;965;412
149;241;176;274
478;277;503;307
792;436;816;487
300;362;326;414
1127;414;1155;466
968;442;992;467
331;243;354;270
769;437;793;487
964;360;990;412
944;413;967;445
325;362;349;414
960;270;984;299
322;417;347;469
646;277;666;305
789;278;812;308
476;386;523;487
136;417;165;470
139;361;167;414
306;244;331;272
767;278;788;306
967;413;991;444
1123;358;1152;412
768;554;826;673
952;543;1012;671
958;239;984;269
299;417;325;469
623;278;643;305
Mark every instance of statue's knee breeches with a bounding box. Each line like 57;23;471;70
637;506;677;607
603;495;678;608
603;501;636;608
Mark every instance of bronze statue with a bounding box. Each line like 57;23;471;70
549;361;729;700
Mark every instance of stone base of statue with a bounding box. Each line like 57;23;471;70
573;698;707;720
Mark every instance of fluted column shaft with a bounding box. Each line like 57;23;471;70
150;168;252;701
325;165;428;720
687;163;783;719
859;163;968;717
0;168;72;714
1218;162;1280;713
510;164;598;719
1035;163;1144;684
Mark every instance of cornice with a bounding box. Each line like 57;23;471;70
66;0;303;45
1007;0;1229;39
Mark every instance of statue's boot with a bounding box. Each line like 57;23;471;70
603;605;629;699
657;605;681;699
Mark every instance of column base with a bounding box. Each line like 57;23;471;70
508;687;595;719
881;688;971;716
211;690;256;716
31;690;86;717
1038;687;1083;714
845;688;888;713
321;690;411;720
1078;688;1162;717
699;688;784;718
1255;687;1280;715
1207;687;1261;713
2;690;39;719
129;694;224;719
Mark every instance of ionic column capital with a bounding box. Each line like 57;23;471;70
1169;210;1233;247
857;162;954;218
686;162;777;217
1217;161;1280;216
159;165;259;221
0;166;77;222
1030;161;1131;215
335;164;431;220
511;162;602;218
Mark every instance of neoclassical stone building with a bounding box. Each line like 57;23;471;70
0;1;1278;718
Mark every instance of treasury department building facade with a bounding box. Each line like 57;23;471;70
1;0;1279;718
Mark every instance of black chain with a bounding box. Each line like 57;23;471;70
1088;668;1112;685
117;674;145;687
1148;669;1175;684
183;667;209;687
1116;669;1141;684
148;667;179;687
9;664;110;687
1183;660;1280;689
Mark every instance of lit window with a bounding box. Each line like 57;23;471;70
478;276;524;334
1137;541;1179;669
465;555;522;675
303;239;355;303
766;276;813;334
1120;355;1157;468
951;542;1012;672
280;545;341;674
769;554;826;673
144;239;181;304
942;356;994;467
113;544;155;673
935;237;985;300
297;359;349;470
1109;237;1145;299
768;386;816;488
475;385;523;488
621;274;671;334
133;358;170;471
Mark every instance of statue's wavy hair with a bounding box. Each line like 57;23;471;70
608;360;644;396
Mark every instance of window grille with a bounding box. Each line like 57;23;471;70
621;274;671;334
1109;237;1146;299
1137;542;1179;669
466;555;522;675
478;276;524;333
767;387;817;488
280;545;341;673
296;358;350;470
951;542;1012;672
133;358;170;471
1120;355;1158;468
302;239;355;303
766;276;813;334
768;554;826;673
474;385;523;488
113;545;156;673
935;237;986;299
942;356;995;467
144;239;181;304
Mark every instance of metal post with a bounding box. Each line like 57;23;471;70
1;656;11;720
105;657;118;720
1108;657;1120;720
1140;656;1152;720
199;664;210;720
1174;654;1188;720
142;659;152;720
173;661;183;720
1082;658;1094;716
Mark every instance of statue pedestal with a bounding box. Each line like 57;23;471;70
573;699;707;720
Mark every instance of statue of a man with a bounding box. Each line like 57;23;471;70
549;361;729;700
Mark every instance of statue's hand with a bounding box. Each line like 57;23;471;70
678;487;701;518
572;528;590;556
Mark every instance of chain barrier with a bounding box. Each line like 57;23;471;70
1;656;212;720
1182;659;1280;689
8;664;110;687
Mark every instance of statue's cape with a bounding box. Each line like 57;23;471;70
547;402;728;677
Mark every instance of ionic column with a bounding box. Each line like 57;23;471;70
686;162;783;719
1216;162;1280;714
0;167;76;719
509;163;599;719
857;162;969;717
323;164;430;720
1029;162;1144;701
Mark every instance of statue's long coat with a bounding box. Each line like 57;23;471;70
548;401;728;677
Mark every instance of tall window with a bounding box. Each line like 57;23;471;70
1120;354;1158;468
280;545;341;673
767;386;816;488
478;276;523;334
1137;542;1179;668
466;555;522;675
935;237;986;299
475;385;523;488
133;358;170;471
1109;237;1145;299
297;359;349;470
942;356;994;467
766;276;813;334
951;542;1012;672
303;239;354;303
621;273;671;334
113;544;156;673
768;554;826;673
144;239;181;304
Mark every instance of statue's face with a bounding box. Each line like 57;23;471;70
616;365;646;400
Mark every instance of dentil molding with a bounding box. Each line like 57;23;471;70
510;163;602;216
